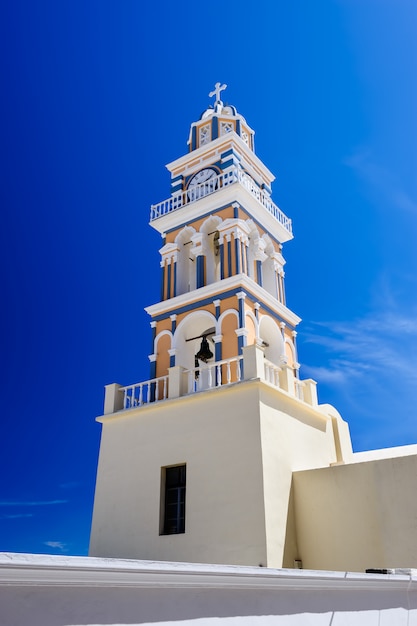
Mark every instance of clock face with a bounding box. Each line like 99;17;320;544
187;168;218;202
188;168;217;188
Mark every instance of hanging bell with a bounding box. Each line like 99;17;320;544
195;336;213;363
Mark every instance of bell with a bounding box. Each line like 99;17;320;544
195;336;213;363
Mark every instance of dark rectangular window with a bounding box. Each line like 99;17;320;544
162;465;186;535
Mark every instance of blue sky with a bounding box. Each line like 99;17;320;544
1;1;416;556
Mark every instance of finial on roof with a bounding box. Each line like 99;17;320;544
209;82;227;111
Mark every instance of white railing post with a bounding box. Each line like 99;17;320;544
236;358;241;382
216;364;222;387
301;379;318;406
226;361;231;384
279;364;295;395
104;383;124;415
241;343;265;380
168;366;186;399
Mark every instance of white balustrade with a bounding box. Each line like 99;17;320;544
186;356;243;394
120;376;168;410
112;354;314;415
150;167;292;235
264;359;281;388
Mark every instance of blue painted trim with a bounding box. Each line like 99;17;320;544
233;205;239;219
196;255;205;289
235;237;240;274
215;341;222;385
220;243;225;280
161;265;165;300
227;240;232;278
238;297;244;328
171;183;183;193
236;119;241;135
167;261;172;299
256;260;263;287
191;126;197;150
220;148;234;158
220;158;235;170
151;287;296;330
215;302;220;320
169;354;175;368
171;317;177;334
171;175;182;183
173;261;177;297
151;325;157;354
238;334;244;355
245;244;249;276
150;361;156;377
212;117;218;140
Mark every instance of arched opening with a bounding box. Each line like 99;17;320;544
174;311;217;391
245;311;258;346
219;310;240;383
175;227;196;296
154;331;172;378
200;215;222;286
285;340;296;369
262;235;277;298
258;315;284;366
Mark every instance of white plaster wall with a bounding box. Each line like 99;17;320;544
1;554;417;626
258;385;340;568
90;379;344;568
90;382;268;566
293;453;417;572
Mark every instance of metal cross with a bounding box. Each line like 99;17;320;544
209;82;227;104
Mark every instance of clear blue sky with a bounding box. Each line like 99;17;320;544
1;1;416;556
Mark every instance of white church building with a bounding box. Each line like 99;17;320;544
1;85;416;625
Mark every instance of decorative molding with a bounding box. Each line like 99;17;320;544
145;274;301;328
1;553;415;590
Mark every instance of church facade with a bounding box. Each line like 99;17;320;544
89;86;417;572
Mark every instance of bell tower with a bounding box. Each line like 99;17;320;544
89;86;353;568
147;83;298;391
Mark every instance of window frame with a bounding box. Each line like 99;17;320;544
160;464;186;535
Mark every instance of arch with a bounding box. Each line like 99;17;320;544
155;333;171;378
218;307;239;329
220;310;239;361
154;329;173;354
258;315;284;366
175;226;196;295
173;310;217;370
200;215;222;285
262;234;277;298
284;338;296;368
245;310;258;345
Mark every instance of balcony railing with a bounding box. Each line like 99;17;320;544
185;356;243;394
120;376;168;409
150;167;292;236
104;346;318;416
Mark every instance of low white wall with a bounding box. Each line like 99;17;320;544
1;553;417;626
293;453;417;572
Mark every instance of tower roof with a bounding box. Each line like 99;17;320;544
187;83;255;152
